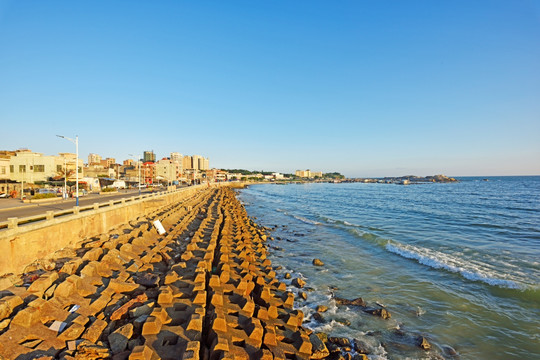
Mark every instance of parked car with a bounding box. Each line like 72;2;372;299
38;189;56;194
0;192;8;198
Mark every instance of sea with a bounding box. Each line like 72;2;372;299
236;176;540;360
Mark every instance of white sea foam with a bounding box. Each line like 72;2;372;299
385;241;524;289
292;215;322;225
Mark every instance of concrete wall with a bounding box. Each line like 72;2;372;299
0;185;213;277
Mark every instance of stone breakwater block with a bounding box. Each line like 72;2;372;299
183;341;200;360
142;316;163;335
76;340;112;358
0;295;23;321
57;322;86;341
108;279;141;294
60;258;83;274
108;323;133;354
135;273;160;288
82;247;104;261
157;286;174;305
82;318;108;343
130;302;154;318
27;272;59;298
111;293;148;320
11;306;42;327
56;275;97;298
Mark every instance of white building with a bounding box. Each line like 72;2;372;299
155;158;181;184
9;150;83;183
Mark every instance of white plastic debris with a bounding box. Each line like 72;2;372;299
49;320;67;332
153;220;166;235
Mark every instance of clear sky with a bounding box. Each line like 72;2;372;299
1;1;539;177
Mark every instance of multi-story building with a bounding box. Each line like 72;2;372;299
295;170;323;178
295;170;310;178
142;162;155;184
143;151;156;163
123;159;134;166
88;153;102;165
9;150;83;183
191;155;201;170
155;158;181;184
182;155;192;170
0;157;9;181
198;157;209;171
170;152;182;165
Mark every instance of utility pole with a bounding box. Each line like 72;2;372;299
57;135;79;206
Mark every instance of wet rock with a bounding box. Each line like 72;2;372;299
334;297;366;307
417;336;431;350
274;265;283;270
329;337;351;348
312;258;325;266
291;278;306;288
335;318;351;326
442;345;458;357
284;273;292;279
299;292;308;300
309;333;330;359
363;307;391;319
315;332;328;343
312;312;325;322
316;305;328;313
328;353;345;360
352;355;368;360
353;339;371;354
326;342;341;353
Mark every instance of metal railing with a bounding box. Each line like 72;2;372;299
0;188;178;231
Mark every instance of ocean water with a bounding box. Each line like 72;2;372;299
236;176;540;359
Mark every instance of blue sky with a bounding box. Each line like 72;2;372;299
1;1;539;177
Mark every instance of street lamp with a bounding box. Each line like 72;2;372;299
128;153;141;195
57;135;79;206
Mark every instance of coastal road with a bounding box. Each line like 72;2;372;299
0;189;159;222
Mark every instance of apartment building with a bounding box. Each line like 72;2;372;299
155;158;181;183
9;150;83;183
88;153;102;165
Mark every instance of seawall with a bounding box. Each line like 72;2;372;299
0;185;220;278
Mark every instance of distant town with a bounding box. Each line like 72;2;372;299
0;148;344;198
0;148;456;199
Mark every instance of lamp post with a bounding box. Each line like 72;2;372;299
64;157;67;200
57;135;79;206
128;153;141;195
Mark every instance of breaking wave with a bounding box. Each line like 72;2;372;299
385;241;528;290
292;215;322;225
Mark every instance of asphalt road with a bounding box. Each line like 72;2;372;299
0;189;156;222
